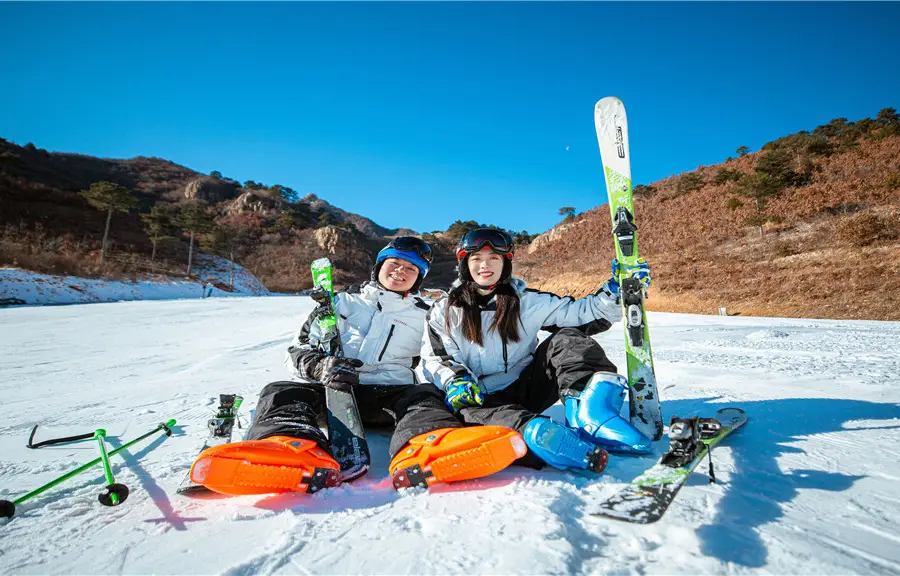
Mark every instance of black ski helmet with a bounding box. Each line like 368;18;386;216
456;228;514;284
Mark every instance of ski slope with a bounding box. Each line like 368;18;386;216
1;296;899;574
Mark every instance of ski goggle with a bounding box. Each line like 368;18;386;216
457;228;514;261
389;236;433;263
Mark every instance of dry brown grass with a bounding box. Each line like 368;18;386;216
3;132;898;319
517;135;900;321
0;222;189;281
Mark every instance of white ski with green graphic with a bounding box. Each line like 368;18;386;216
590;407;748;523
594;96;663;441
310;257;370;482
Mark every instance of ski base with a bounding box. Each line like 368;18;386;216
326;386;370;482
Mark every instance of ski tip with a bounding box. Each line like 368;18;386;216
595;96;624;110
176;484;215;497
716;407;746;415
714;407;748;428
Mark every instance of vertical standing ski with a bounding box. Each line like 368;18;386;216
177;394;242;495
594;96;663;441
310;258;370;482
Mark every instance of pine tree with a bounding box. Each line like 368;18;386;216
79;181;139;262
140;205;175;264
175;203;216;276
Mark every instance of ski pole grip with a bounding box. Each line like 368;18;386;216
27;425;96;449
161;419;176;435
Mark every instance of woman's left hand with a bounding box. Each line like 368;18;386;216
612;257;652;290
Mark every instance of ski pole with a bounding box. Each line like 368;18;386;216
0;419;175;520
94;429;129;507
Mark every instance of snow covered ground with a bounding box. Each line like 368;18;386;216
0;254;270;306
1;296;899;574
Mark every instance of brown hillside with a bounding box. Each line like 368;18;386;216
0;139;408;291
2;111;898;318
516;133;900;321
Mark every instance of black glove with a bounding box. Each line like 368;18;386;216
289;346;327;380
317;356;364;392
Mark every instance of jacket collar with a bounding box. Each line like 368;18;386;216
359;281;420;311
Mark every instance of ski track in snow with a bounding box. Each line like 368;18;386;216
1;298;899;574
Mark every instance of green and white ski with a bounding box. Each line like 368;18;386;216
177;394;243;496
591;407;748;524
594;96;663;441
310;258;370;482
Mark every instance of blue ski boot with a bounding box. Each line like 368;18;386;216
522;417;609;473
565;372;653;454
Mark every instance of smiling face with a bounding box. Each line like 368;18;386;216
467;247;505;288
377;257;420;293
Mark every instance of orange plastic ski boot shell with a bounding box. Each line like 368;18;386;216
390;426;527;489
190;436;341;496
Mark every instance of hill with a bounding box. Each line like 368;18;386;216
2;108;898;319
517;110;900;320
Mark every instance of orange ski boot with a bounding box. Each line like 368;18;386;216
390;426;527;489
190;436;341;496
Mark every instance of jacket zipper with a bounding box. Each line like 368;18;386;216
378;325;395;362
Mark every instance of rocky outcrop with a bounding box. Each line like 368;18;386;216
314;225;373;272
527;220;579;254
225;191;281;215
300;193;413;238
184;177;240;204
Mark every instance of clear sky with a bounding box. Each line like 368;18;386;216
1;2;898;235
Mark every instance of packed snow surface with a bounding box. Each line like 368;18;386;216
1;296;899;574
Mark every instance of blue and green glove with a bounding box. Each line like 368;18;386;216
602;257;652;297
444;375;484;411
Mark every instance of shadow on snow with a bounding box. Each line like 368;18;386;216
663;396;900;567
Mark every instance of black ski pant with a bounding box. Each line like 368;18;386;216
458;328;617;468
248;380;463;458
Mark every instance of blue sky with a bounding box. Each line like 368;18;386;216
1;2;898;235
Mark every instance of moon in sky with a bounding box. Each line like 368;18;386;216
565;145;570;151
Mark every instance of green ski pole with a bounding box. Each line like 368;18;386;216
94;429;129;507
0;419;175;519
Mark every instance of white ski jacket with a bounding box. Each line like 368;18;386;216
421;278;621;394
285;282;433;386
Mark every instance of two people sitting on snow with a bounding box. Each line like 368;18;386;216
190;232;653;495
